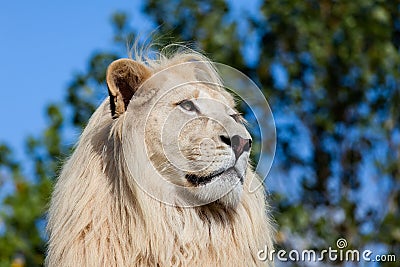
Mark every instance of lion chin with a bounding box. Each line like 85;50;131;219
184;167;244;208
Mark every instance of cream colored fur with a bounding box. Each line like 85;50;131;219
46;47;274;266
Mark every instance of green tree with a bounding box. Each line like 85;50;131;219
146;1;400;264
1;1;399;266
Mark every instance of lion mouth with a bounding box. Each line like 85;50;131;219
185;167;243;186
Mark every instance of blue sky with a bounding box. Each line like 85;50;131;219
0;1;153;158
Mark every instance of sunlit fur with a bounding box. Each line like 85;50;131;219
46;47;274;266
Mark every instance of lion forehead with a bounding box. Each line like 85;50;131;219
145;64;235;108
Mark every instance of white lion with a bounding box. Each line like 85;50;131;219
46;47;274;266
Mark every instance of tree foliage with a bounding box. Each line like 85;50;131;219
1;1;399;266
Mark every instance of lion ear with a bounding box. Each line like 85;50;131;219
106;59;151;118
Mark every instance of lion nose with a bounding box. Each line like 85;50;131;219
220;135;252;160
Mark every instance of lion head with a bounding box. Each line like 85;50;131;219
106;54;253;208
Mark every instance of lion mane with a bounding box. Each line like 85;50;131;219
46;46;274;266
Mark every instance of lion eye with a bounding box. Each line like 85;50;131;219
230;113;243;123
179;100;198;112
